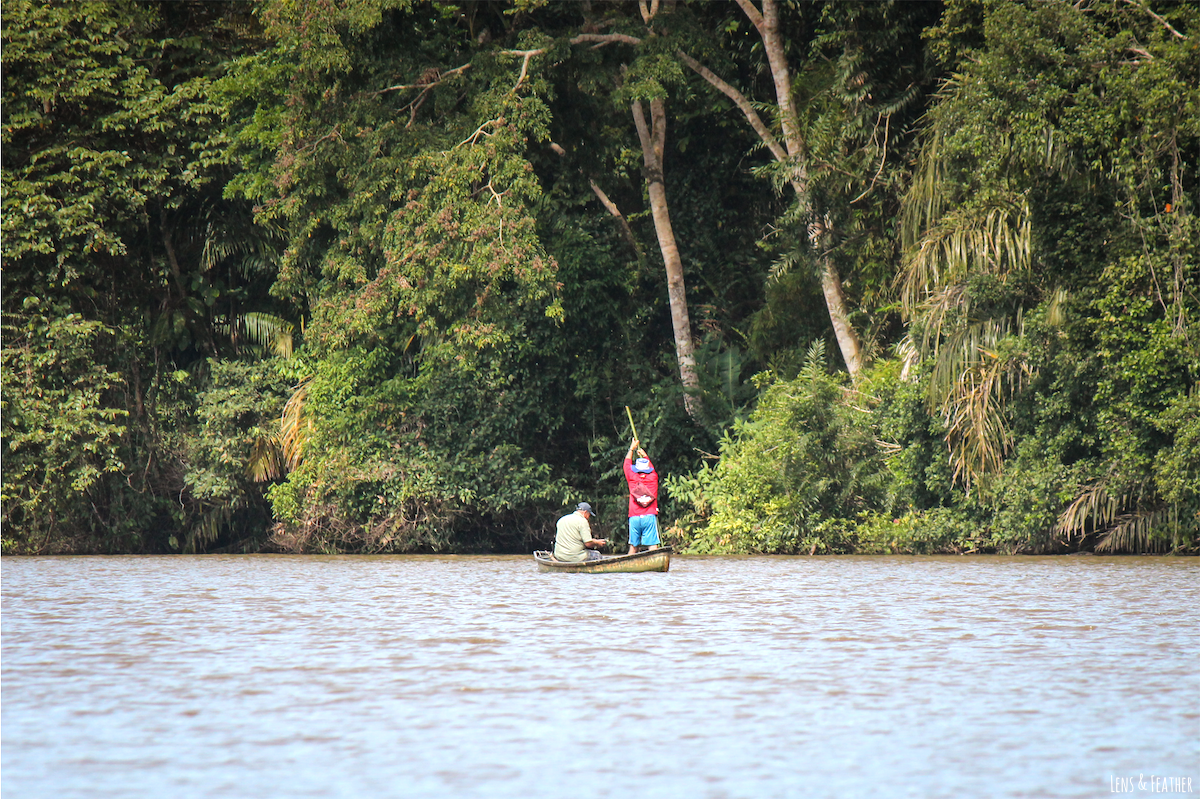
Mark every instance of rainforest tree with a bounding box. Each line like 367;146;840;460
677;0;1198;555
2;0;280;553
5;0;1195;556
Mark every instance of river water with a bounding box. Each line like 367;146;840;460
2;555;1197;798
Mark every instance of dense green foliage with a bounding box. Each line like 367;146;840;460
673;0;1199;555
4;0;1196;555
3;1;279;553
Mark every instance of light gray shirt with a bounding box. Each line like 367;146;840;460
553;512;593;562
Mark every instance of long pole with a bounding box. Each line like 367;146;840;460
625;406;639;443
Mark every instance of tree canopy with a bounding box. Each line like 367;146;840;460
3;0;1196;556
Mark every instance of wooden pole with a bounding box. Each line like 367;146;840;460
625;406;640;442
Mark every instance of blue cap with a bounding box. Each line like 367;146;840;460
633;458;653;473
576;502;595;515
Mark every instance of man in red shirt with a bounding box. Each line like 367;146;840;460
623;438;660;555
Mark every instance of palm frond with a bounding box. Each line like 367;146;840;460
801;339;828;382
878;82;922;118
900;127;952;251
896;334;919;381
183;498;243;553
930;317;1031;488
247;435;286;482
280;379;312;471
929;316;1023;394
1096;509;1166;553
1045;286;1070;328
215;312;295;358
900;194;1032;317
941;355;1012;487
913;283;970;354
1057;480;1122;538
198;208;282;276
1057;480;1170;553
240;312;295;358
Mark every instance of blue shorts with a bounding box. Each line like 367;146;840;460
628;515;659;547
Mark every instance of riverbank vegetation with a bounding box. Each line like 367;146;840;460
4;0;1197;555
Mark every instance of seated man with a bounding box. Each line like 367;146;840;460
553;502;608;562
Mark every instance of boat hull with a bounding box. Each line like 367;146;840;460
533;546;672;573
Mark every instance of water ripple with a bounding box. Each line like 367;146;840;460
3;554;1198;799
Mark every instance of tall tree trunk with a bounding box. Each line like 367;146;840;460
816;224;863;377
632;97;701;419
685;0;866;380
748;0;864;379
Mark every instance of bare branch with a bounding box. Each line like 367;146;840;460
676;50;787;162
587;179;622;220
1120;0;1188;39
404;93;428;129
479;178;505;207
732;0;764;30
502;34;647;93
570;32;644;47
631;100;656;175
373;63;471;95
459;119;500;146
589;180;642;257
639;0;660;24
548;141;642;257
850;114;890;203
506;49;541;92
297;125;343;154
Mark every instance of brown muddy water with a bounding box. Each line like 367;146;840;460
2;555;1197;798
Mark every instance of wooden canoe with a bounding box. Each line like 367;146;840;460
533;546;672;573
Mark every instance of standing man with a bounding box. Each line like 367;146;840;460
623;438;660;555
554;502;608;562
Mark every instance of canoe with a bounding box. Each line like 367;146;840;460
533;546;672;573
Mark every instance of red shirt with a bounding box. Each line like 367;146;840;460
624;456;659;517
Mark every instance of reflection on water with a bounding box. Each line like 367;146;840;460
3;555;1197;798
